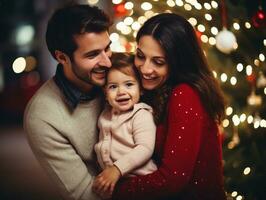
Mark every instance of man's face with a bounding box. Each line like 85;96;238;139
67;31;112;89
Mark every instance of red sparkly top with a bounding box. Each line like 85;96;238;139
112;84;226;200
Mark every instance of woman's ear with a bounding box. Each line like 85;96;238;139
55;50;69;65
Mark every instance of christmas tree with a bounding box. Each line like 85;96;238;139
90;0;266;199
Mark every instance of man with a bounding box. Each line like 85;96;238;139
24;4;112;200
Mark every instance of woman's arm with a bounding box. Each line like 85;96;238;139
112;84;206;200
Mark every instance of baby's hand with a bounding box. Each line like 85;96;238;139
92;165;121;198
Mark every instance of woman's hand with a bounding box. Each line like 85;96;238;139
92;165;122;199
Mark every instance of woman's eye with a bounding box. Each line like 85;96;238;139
136;52;145;59
153;60;165;66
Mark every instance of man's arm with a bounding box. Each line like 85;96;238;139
24;114;100;200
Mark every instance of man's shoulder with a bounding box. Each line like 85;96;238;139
24;78;62;116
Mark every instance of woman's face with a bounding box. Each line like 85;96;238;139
135;35;169;90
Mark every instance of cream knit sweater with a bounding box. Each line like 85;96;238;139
24;79;102;200
95;103;157;176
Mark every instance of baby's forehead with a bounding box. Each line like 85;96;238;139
108;66;136;77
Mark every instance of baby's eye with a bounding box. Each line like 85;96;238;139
108;85;117;89
125;82;134;87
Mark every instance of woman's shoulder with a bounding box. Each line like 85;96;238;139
170;83;199;99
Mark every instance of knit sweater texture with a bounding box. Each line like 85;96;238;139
24;78;102;200
95;102;157;176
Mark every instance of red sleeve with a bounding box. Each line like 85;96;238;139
112;84;206;200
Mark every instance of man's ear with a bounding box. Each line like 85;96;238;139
55;50;69;65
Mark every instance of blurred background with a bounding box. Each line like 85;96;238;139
0;0;265;199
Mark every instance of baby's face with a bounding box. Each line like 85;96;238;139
105;68;140;113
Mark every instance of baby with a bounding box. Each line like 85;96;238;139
93;52;157;196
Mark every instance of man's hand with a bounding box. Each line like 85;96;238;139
92;165;121;199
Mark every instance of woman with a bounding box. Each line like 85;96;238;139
110;13;226;200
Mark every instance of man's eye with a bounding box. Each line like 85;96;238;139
86;53;99;59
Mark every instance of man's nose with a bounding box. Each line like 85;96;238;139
99;51;112;68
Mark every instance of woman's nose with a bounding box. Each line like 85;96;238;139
140;61;153;74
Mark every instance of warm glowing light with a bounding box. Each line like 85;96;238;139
205;14;212;21
116;21;125;31
247;115;253;124
236;195;243;200
121;26;132;35
211;1;218;9
245;22;251;29
12;57;26;73
125;2;134;9
236;63;244;72
204;2;211;10
167;0;176;7
259;53;265;62
175;0;184;7
264;87;266;95
226;107;233;116
254;59;260;66
243;167;251;175
240;114;246;122
124;17;134;25
141;2;153;10
25;56;37;72
138;16;147;24
264;39;266;46
16;25;35;45
230;76;237;85
87;0;99;5
211;27;218;35
184;4;192;11
231;191;238;197
221;73;227;82
110;42;126;52
197;24;205;32
110;33;119;42
260;119;266;127
232;115;240;126
194;3;202;10
209;37;216;45
188;17;197;26
246;65;252;76
144;10;154;18
254;120;260;129
131;21;141;30
112;0;123;4
222;119;229;127
201;35;208;43
212;70;217;78
233;22;240;30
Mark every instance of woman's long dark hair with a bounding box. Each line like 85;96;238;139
137;13;226;124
